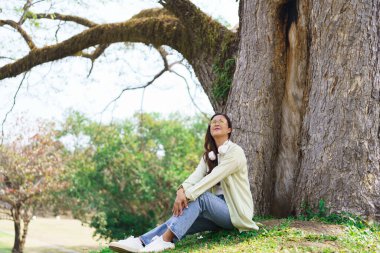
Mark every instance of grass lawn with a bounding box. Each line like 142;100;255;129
0;231;13;253
1;216;378;252
94;217;380;253
0;218;107;253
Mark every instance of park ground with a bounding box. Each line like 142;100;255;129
93;218;379;253
0;217;107;253
151;219;380;253
1;217;379;253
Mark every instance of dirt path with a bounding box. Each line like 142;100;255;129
0;217;107;253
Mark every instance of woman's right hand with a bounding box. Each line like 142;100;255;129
172;187;188;216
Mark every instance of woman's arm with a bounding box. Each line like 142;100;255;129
180;156;207;191
172;156;207;216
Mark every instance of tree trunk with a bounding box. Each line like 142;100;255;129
227;0;379;220
271;0;309;217
226;0;288;215
293;1;380;219
12;207;22;253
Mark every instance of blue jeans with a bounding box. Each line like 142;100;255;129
140;192;234;245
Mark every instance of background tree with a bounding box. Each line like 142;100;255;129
58;112;206;239
0;0;378;221
0;122;66;253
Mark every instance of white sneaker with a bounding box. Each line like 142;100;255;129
109;236;144;253
140;235;175;252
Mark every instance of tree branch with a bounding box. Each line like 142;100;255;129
0;56;16;60
0;9;186;80
31;13;108;72
0;20;36;50
1;72;28;144
81;44;109;60
33;13;97;27
170;69;209;119
0;209;12;220
101;46;170;113
160;0;237;58
0;194;16;207
1;3;238;112
18;0;33;25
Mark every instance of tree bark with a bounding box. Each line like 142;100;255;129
228;0;379;220
12;207;22;253
226;0;288;215
293;0;380;220
272;0;310;217
20;217;30;252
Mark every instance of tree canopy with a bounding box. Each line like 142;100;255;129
59;112;207;239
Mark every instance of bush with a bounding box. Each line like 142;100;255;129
58;112;207;240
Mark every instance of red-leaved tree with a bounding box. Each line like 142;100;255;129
0;122;66;253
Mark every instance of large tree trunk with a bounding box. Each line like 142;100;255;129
293;1;380;219
227;0;379;219
226;0;288;215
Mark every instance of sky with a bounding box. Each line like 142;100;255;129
0;0;239;136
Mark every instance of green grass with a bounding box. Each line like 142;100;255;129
93;217;380;253
0;231;12;253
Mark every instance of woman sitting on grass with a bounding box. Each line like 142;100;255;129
109;113;259;252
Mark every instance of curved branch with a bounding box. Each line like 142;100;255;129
83;44;110;77
160;0;238;110
33;13;97;27
160;0;237;57
31;13;107;68
170;69;209;119
102;46;170;112
1;4;238;112
0;20;36;50
0;11;186;80
18;0;33;24
81;44;109;60
1;72;28;145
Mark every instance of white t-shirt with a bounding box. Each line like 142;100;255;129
214;183;224;196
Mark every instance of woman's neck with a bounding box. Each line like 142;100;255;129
214;136;229;148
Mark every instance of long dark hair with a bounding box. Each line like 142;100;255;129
203;113;232;174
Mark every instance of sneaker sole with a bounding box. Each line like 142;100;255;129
109;244;141;253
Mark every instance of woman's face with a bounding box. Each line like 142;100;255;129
209;115;232;139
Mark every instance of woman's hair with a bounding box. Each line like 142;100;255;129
203;113;232;174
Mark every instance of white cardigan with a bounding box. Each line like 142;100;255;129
181;141;259;232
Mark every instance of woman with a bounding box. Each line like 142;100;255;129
109;113;259;253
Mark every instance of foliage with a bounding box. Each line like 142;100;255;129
212;58;236;102
298;199;371;229
0;121;67;253
58;112;207;240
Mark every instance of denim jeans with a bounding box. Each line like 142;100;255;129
139;192;234;245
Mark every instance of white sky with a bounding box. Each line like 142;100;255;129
0;0;239;135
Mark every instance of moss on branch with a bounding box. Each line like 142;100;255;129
0;11;187;80
1;2;238;109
